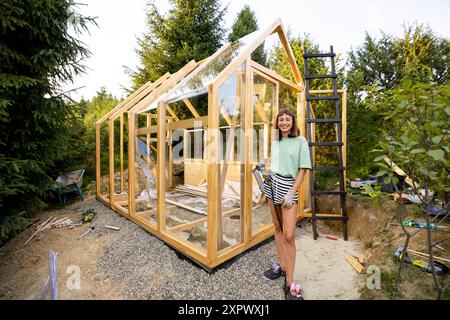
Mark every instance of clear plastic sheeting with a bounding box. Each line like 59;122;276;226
140;28;267;112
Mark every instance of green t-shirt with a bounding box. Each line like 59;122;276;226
269;136;312;179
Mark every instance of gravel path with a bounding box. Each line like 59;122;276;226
88;199;288;300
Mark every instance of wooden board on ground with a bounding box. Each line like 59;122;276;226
345;253;366;273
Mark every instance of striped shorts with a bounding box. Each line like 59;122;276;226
263;174;299;205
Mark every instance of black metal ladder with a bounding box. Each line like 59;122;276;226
303;46;348;241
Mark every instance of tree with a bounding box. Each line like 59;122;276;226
0;0;95;243
129;0;227;89
228;5;266;65
345;23;450;178
367;80;449;299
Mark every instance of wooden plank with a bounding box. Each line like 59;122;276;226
96;79;153;124
167;217;207;233
127;111;136;217
309;89;344;94
345;254;366;273
207;83;219;262
244;58;252;243
108;118;115;206
165;199;206;215
95;124;101;197
183;99;200;118
157;101;167;232
213;19;282;89
131;60;198;114
383;157;420;190
168;117;173;188
358;253;366;265
166;106;179;121
137;115;208;135
120;114;124;192
342;90;347;191
407;249;450;263
275;22;303;86
251;61;301;92
114;193;128;202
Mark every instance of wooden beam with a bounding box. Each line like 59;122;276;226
244;58;252;243
345;254;366;273
183;99;200;118
168;217;207;233
342;90;347;191
251;61;302;92
275;22;303;86
207;83;219;262
127;112;136;217
213;19;282;89
383;157;421;190
96;79;154;124
137;115;208;135
131;60;198;114
120;114;124;192
157;101;167;232
108;118;115;206
95;123;101;197
166;199;205;215
166;106;179;121
407;249;450;263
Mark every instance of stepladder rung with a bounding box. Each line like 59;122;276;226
312;166;344;171
306;95;339;101
307;118;341;123
305;74;337;79
311;215;349;221
309;142;343;147
312;191;346;196
303;52;336;58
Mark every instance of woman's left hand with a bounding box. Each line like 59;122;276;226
282;189;295;209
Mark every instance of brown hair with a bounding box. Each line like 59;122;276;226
275;108;299;140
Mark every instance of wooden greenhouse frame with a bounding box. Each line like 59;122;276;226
95;19;347;270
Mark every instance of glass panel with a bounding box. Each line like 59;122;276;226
133;113;157;226
160;28;267;106
164;104;208;253
251;73;276;236
217;67;245;252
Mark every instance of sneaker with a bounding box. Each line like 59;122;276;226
285;283;304;300
263;262;285;280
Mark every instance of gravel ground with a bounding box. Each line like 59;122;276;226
88;199;290;300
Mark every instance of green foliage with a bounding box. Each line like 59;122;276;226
0;0;95;244
345;24;449;179
228;5;266;65
367;81;449;202
128;0;227;89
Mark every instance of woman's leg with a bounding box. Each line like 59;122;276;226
282;203;298;292
268;199;286;271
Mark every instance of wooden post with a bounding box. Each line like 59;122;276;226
95;123;101;197
108;118;115;206
157;102;167;232
298;91;305;217
342;90;347;191
207;84;219;263
146;114;151;168
128;111;136;217
244;59;252;243
120;114;124;193
168;117;173;189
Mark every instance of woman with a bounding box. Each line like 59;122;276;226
262;108;311;300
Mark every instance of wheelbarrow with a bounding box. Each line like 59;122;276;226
49;169;85;204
